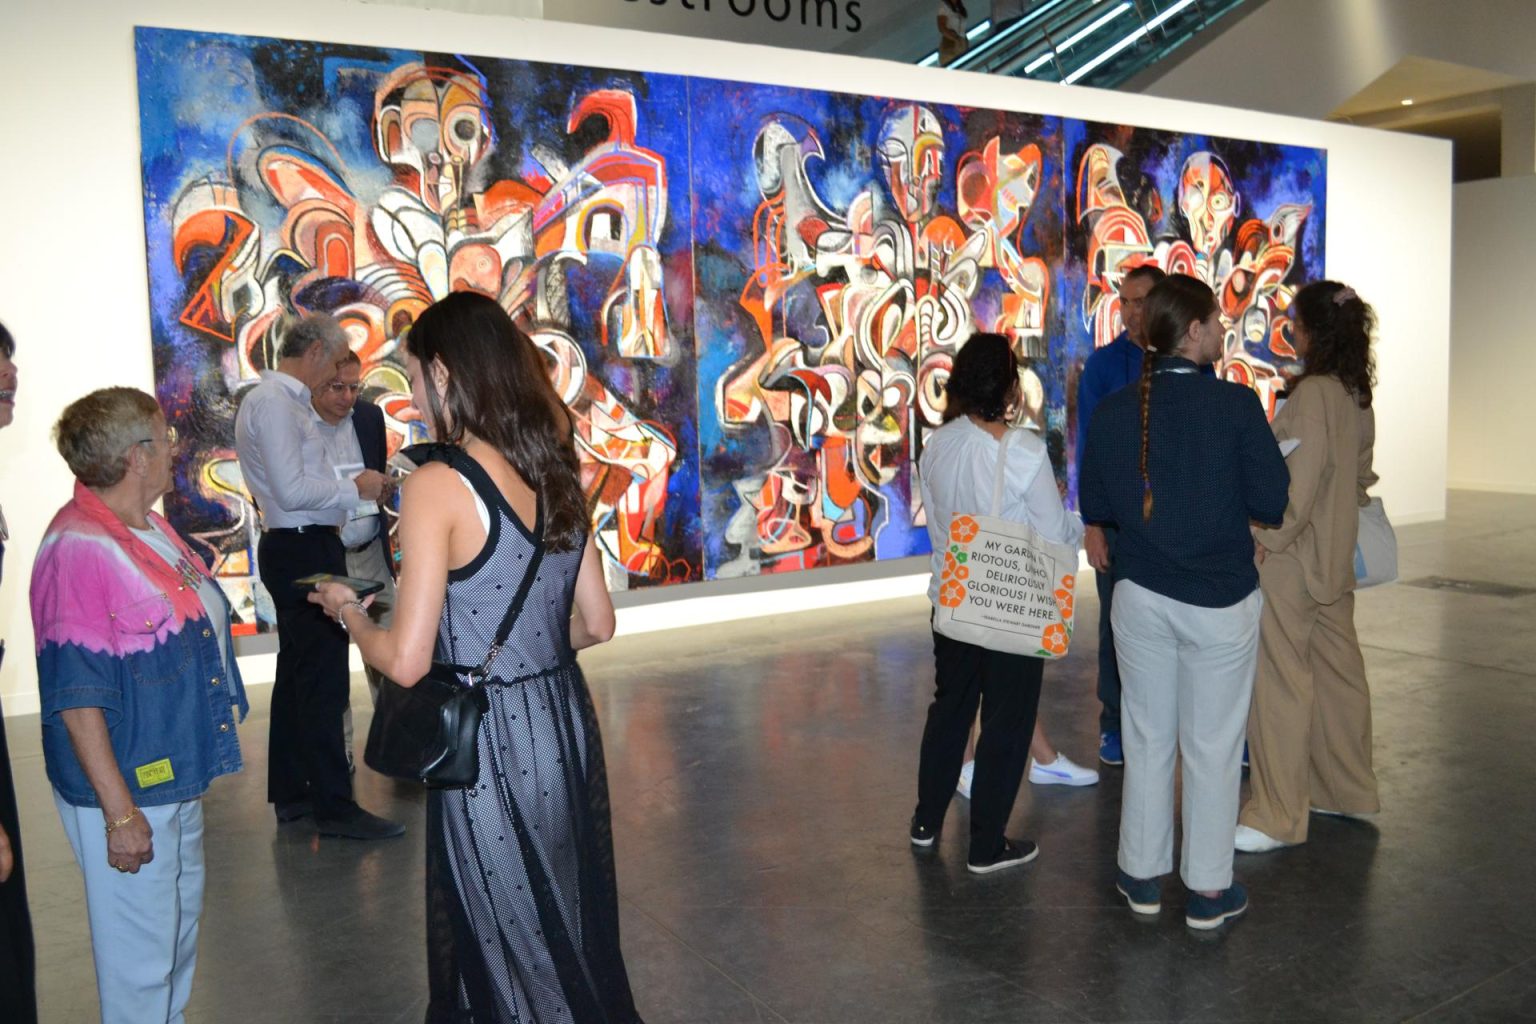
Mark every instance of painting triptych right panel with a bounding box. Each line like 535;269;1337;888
1060;121;1327;501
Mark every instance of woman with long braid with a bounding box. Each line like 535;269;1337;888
1079;274;1289;929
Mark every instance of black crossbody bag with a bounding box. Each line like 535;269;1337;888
363;448;545;788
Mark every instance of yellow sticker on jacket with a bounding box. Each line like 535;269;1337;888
135;758;175;788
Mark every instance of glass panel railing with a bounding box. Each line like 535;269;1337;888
919;0;1253;91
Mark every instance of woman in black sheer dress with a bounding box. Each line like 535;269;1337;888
0;321;36;1024
313;293;641;1023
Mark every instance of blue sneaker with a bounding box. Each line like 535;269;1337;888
1115;870;1160;915
1186;882;1249;930
1099;730;1124;766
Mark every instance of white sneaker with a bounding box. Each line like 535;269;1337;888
1234;823;1294;853
1028;754;1100;787
956;760;975;799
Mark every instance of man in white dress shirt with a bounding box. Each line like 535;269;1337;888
234;313;403;840
311;351;398;762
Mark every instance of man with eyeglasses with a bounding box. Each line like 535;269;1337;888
234;312;403;841
311;350;398;766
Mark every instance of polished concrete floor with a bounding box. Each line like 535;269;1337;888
7;490;1536;1022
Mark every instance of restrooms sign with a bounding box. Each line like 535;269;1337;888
546;0;880;50
618;0;863;34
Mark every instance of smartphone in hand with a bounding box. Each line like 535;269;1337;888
293;573;385;597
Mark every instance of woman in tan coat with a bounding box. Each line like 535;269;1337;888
1237;280;1381;852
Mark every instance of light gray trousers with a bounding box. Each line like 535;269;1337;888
1112;580;1261;892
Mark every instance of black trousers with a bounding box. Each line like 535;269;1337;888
0;705;37;1024
1096;526;1122;733
915;628;1044;862
258;530;355;819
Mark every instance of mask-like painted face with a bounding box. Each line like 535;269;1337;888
375;66;491;214
1179;153;1239;257
877;105;945;222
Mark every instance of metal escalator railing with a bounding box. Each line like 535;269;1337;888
919;0;1251;90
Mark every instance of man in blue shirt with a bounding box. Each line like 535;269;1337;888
1076;264;1164;767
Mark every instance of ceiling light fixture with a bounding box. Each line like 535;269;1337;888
1401;98;1414;106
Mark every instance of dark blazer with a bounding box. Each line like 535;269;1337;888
350;401;394;571
1080;356;1290;608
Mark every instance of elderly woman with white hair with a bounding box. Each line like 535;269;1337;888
30;386;247;1023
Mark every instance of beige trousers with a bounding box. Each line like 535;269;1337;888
1241;550;1379;843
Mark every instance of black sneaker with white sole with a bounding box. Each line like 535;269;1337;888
909;817;938;848
967;838;1039;874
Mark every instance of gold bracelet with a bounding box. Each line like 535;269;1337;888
105;808;139;834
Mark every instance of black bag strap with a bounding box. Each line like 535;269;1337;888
474;539;544;681
403;443;546;683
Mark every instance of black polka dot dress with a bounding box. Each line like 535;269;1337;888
423;450;640;1024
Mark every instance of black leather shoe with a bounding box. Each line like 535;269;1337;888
275;800;313;823
315;808;406;840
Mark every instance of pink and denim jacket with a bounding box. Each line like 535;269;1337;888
30;482;247;808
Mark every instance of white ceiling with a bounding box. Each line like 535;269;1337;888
1329;55;1526;120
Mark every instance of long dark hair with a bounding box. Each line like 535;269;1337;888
1136;274;1218;520
1291;280;1375;409
406;292;588;552
943;333;1018;424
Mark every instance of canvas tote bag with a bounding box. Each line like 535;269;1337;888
932;429;1078;659
1354;496;1398;588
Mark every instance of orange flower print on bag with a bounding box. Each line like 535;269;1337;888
1040;623;1069;656
939;579;967;608
1054;588;1074;619
950;516;980;544
1060;574;1075;590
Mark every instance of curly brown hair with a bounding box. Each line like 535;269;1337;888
1290;280;1376;409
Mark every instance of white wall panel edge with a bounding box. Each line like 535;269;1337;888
0;0;1453;713
1445;482;1536;497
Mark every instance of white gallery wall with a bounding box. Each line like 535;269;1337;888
1448;176;1536;494
0;0;1451;715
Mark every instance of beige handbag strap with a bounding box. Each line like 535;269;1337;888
989;428;1015;517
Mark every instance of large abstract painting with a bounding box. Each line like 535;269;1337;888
1061;121;1327;497
693;88;1066;578
136;29;701;631
134;26;1325;630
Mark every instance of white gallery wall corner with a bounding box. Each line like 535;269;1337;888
0;0;1452;715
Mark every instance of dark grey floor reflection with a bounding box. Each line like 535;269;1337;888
10;490;1536;1022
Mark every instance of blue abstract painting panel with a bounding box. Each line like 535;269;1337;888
692;83;1067;579
136;27;701;630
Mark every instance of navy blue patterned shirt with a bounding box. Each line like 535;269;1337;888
1079;356;1290;608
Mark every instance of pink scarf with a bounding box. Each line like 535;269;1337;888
68;480;214;623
